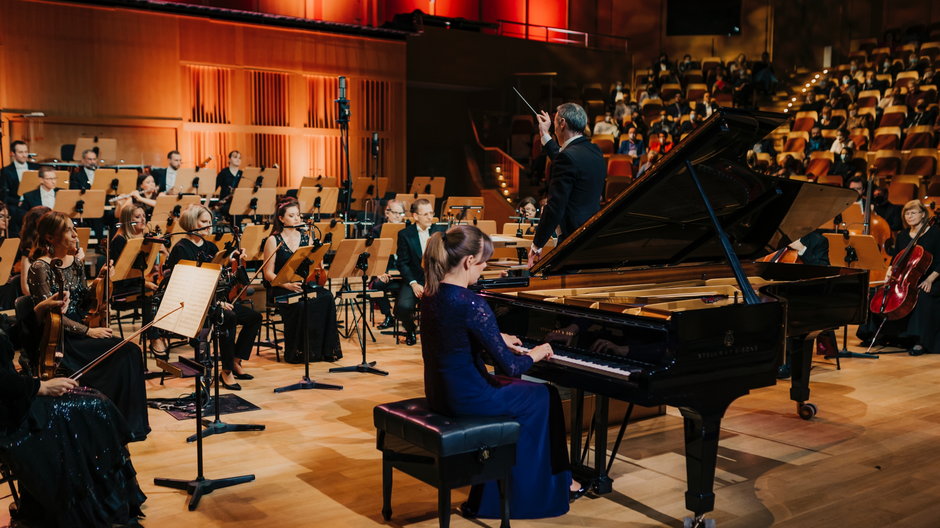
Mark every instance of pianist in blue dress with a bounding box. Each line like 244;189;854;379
420;224;578;520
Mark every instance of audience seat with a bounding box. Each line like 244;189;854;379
887;181;918;205
901;125;935;149
591;134;615;155
870;47;891;64
816;174;844;186
806;151;834;179
686;83;708;101
895;70;920;91
856;89;881;108
792;111;818;132
849;127;870;151
878;107;907;128
640;98;664;123
607;155;634;179
873;150;902;178
904;148;939;176
683;70;704;84
783;131;808;153
660;83;682;101
870;126;901;151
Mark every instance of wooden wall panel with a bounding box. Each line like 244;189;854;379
9;121;178;167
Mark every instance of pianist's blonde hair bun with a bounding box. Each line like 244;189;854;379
423;225;493;297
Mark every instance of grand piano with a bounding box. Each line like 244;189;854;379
477;108;869;526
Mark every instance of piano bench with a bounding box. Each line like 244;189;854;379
374;398;519;528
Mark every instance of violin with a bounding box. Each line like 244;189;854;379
84;233;111;329
758;247;802;264
38;262;68;381
229;241;282;302
869;216;937;320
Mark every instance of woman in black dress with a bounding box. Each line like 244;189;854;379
113;173;162;219
17;205;51;298
890;200;940;355
163;204;262;388
0;295;146;527
26;211;150;440
262;199;342;363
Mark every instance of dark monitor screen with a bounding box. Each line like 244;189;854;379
667;0;742;36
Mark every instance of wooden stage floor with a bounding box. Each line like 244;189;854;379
3;324;940;527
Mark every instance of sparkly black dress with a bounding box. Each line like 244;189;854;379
28;258;150;440
270;232;342;363
0;332;146;527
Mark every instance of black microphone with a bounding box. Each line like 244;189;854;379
371;132;379;156
338;76;347;99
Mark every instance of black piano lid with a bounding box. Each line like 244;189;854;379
532;108;860;277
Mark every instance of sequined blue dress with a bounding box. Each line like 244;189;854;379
420;283;571;519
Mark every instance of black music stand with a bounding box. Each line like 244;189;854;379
329;243;388;376
187;304;266;442
154;356;255;510
273;246;343;393
824;232;884;361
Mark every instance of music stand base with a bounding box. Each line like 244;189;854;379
274;375;343;393
329;361;388;376
836;350;879;359
186;419;266;443
154;474;255;511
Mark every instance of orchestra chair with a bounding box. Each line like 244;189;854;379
0;460;20;511
374;398;519;528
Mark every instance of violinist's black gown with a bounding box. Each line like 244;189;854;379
28;258;150;440
0;330;146;527
270;232;342;363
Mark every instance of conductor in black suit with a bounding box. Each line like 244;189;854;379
528;102;606;267
21;166;60;210
394;198;445;346
1;140;39;233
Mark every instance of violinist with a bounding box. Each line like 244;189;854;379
888;201;940;355
0;203;16;309
262;199;343;363
26;211;150;440
0;295;146;528
17;206;51;298
163;204;261;387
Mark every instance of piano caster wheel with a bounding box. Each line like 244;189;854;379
797;402;817;420
683;516;716;528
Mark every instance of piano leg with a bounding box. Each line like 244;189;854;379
570;389;584;469
678;402;731;518
788;334;819;420
592;395;613;494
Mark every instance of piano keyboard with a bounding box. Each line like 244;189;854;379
520;339;639;381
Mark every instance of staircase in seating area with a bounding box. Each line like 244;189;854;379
466;115;525;226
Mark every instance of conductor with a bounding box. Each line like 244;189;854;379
528;103;606;267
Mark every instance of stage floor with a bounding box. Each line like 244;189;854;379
3;324;940;527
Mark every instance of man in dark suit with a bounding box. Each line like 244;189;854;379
69;149;98;190
1;140;39;234
150;150;183;193
528;102;606;267
21;166;59;210
371;199;406;329
394;198;445;345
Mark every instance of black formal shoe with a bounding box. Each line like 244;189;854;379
776;364;791;380
569;486;587;503
404;332;417;346
220;380;242;391
233;372;254;380
910;345;926;356
376;317;396;330
459;502;477;519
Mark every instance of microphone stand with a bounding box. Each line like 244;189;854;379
275;247;344;393
337;76;353;228
330;250;388;376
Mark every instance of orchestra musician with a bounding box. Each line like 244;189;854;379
395;198;446;346
21;165;59;210
370;199;406;329
216;150;242;206
27;211;150;440
163;204;261;387
1;140;39;234
69;149;98;190
262;199;343;363
419;225;582;520
17;206;52;299
0;203;17;309
888;201;940;356
112;173;164;218
150;150;182;194
529;103;606;267
0;295;146;528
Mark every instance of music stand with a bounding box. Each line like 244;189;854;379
409;176;445;196
53;189;105;220
301;176;338;188
239;224;272;261
297;186;339;216
153;261;255;510
350;177;385;209
272;245;343;393
395;193;436;210
151;195;202;231
442;196;485;222
91;168;137;196
824;233;884;360
230;188;276;218
0;238;19;286
174;167;218;196
330;238;392;376
238;167;280;189
74;137;117;162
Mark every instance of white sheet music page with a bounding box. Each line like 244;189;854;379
154;260;221;338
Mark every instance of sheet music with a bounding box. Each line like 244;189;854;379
154;261;221;338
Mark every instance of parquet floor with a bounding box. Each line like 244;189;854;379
3;321;940;527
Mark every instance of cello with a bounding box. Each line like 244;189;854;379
869;215;937;320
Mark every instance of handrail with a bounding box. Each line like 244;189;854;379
468;112;523;193
496;19;629;53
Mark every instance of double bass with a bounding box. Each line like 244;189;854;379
869;215;938;320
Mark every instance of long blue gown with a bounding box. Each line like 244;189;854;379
420;283;571;519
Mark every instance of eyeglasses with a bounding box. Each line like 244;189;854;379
388;210;405;215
